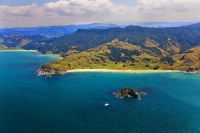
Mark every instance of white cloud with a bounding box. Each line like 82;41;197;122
0;0;132;27
0;0;128;18
0;4;40;19
0;0;133;27
43;0;129;17
0;0;199;27
137;0;200;12
135;0;200;23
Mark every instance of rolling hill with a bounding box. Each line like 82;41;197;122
38;38;200;76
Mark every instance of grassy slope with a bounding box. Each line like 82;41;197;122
43;39;199;72
51;26;200;54
173;46;200;69
0;44;8;49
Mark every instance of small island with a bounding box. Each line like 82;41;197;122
116;88;141;99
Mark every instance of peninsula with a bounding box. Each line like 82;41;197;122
38;39;200;76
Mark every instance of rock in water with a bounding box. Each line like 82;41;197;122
116;88;140;99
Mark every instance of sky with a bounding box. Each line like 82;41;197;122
0;0;199;27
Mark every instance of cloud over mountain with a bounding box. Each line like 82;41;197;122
137;0;200;12
43;0;126;16
0;0;127;18
0;0;199;27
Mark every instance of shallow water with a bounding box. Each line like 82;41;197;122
0;51;200;133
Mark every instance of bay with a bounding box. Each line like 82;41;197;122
0;51;200;133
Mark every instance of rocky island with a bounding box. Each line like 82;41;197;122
116;88;141;99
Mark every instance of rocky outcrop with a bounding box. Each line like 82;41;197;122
185;67;200;74
116;88;141;99
37;65;65;76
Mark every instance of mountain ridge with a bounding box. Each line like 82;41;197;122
0;23;118;36
34;25;200;54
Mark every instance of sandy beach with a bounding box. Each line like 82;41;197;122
67;69;182;73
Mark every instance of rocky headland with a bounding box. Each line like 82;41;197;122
38;65;65;76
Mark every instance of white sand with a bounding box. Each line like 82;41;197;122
67;69;182;73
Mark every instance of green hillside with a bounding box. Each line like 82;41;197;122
0;35;62;52
47;25;200;54
2;24;200;75
2;24;200;55
39;38;200;75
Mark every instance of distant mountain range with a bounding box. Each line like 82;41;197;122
21;22;200;54
0;23;118;36
129;22;196;28
0;22;198;36
1;22;200;53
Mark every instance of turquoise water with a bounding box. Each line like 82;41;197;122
1;51;200;133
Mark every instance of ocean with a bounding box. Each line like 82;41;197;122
1;51;200;133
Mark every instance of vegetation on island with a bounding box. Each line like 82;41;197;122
116;88;140;99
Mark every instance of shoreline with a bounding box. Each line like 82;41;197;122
0;49;63;59
0;49;38;52
66;69;182;74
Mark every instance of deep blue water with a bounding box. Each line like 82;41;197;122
1;51;200;133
